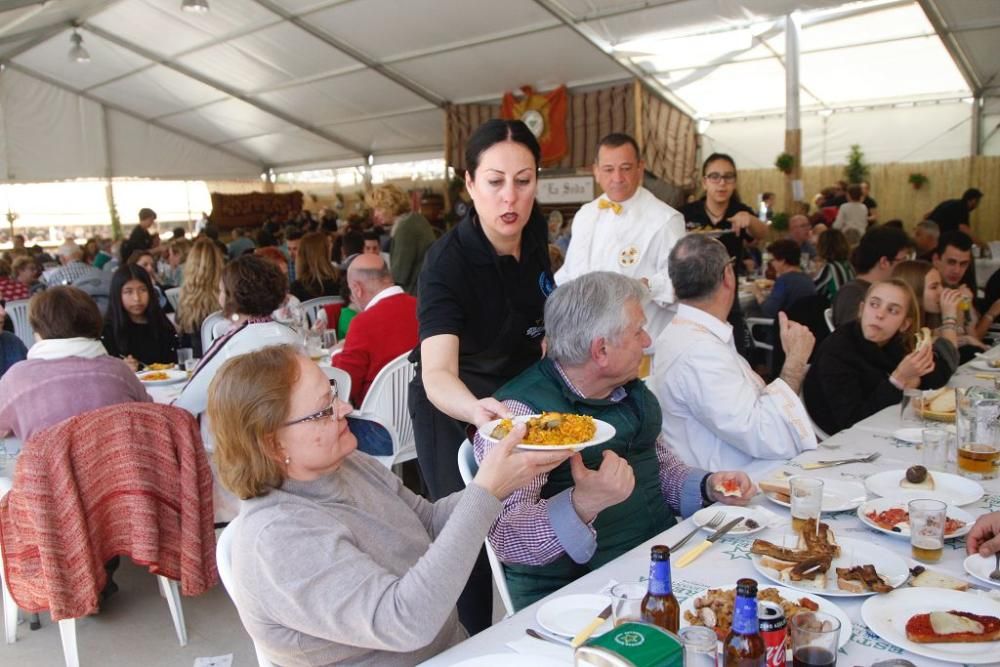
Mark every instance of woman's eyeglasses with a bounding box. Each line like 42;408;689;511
705;172;737;184
282;381;340;427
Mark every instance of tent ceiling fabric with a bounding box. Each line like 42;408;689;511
0;0;998;181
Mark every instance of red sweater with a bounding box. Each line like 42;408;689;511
332;291;418;406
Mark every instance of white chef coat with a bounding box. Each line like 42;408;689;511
652;304;817;475
555;187;685;340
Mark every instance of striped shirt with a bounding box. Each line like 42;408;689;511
473;361;705;567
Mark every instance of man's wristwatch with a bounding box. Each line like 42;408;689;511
700;474;714;506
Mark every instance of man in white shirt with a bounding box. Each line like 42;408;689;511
652;234;818;474
555;133;685;340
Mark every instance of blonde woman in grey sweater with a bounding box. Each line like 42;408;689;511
208;345;572;667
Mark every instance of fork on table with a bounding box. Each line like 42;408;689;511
800;452;881;470
669;511;724;552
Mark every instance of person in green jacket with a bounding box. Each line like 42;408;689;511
367;184;436;295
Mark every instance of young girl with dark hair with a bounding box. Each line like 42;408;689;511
102;264;178;370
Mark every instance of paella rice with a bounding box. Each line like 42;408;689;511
490;412;596;445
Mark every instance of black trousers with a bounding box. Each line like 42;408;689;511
409;380;494;635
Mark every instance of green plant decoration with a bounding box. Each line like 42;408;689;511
908;172;929;190
771;212;789;231
844;144;869;184
775;152;795;175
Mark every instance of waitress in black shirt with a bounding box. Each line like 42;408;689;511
103;263;178;371
681;152;768;359
411;119;552;633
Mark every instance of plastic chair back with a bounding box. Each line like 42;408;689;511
5;299;33;349
300;296;344;328
358;352;416;467
321;366;352;411
216;521;275;667
456;440;515;618
200;310;226;355
165;287;182;312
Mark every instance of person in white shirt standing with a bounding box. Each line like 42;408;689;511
833;183;869;245
555;133;685;341
652;234;818;474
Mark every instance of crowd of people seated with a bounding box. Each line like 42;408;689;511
0;117;995;666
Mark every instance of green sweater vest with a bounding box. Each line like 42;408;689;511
494;358;675;610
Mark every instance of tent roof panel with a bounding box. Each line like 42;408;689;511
13;28;152;91
223;129;354;164
255;69;433;125
952;29;1000;91
935;0;1000;27
158;98;294;144
320;108;444;154
665;59;819;116
89;64;228;118
391;26;626;103
306;0;558;62
787;2;934;52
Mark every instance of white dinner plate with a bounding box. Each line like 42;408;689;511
892;427;925;444
970;358;1000;372
450;655;569;667
964;554;1000;588
861;588;1000;664
865;469;984;506
679;584;851;654
762;478;867;513
137;369;187;385
478;415;616;452
536;594;612;638
751;534;909;597
857;497;973;540
692;506;773;536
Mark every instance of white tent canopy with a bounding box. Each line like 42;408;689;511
0;0;997;182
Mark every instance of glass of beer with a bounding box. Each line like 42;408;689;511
609;583;646;627
956;394;1000;480
790;610;840;666
909;499;946;563
790;477;824;532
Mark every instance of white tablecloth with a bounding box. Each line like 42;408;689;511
421;349;1000;666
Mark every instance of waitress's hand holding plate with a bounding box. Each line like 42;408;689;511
472;397;512;427
474;423;574;500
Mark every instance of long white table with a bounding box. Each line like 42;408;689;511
422;350;1000;666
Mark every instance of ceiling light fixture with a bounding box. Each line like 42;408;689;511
182;0;209;14
68;29;90;63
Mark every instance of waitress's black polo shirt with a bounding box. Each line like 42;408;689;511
680;197;757;271
413;206;553;391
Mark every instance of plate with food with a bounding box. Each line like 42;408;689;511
535;594;611;638
861;588;1000;664
680;584;851;655
750;519;909;597
137;369;187;385
970;358;1000;372
917;388;956;423
909;564;975;592
479;413;615;451
964;555;1000;588
144;362;176;371
865;467;983;506
691;506;775;536
759;478;867;513
857;497;973;539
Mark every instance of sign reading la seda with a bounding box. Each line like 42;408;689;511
536;176;594;204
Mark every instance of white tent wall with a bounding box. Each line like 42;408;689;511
702;101;974;169
984;96;1000;156
0;67;261;183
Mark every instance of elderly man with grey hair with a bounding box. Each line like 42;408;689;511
652;234;817;475
914;219;940;261
473;271;754;610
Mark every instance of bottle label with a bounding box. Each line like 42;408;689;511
648;560;672;596
732;594;758;634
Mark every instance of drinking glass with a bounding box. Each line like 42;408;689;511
176;347;193;369
909;498;946;563
789;477;824;532
609;583;646;628
679;625;717;667
184;358;199;373
305;330;324;359
956;391;1000;480
900;388;923;424
790;611;840;667
921;428;949;471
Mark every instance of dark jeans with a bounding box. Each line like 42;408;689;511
409;379;494;635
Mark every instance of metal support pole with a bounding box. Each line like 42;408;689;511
784;13;803;213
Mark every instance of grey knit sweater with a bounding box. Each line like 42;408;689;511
229;452;502;666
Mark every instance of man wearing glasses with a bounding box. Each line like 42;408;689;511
555;132;685;341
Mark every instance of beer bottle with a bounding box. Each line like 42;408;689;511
641;545;679;632
723;578;766;666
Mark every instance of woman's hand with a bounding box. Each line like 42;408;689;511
892;344;934;388
729;211;754;233
474;424;574;500
471;398;511;428
940;288;963;320
122;355;140;372
706;472;757;506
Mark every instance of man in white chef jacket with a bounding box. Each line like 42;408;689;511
555;133;685;341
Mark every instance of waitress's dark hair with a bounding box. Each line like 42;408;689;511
465;119;541;179
107;263;173;356
700;152;744;205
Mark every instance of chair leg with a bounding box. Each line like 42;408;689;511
158;576;188;646
58;618;79;667
1;565;17;644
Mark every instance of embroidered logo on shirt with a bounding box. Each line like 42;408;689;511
538;271;555;297
619;245;640;267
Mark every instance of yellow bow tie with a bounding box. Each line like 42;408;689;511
598;198;622;215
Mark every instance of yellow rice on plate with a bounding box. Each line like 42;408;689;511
492;412;596;446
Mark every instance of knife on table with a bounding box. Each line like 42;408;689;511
675;517;744;568
570;603;613;648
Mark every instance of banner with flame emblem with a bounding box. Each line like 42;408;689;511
501;85;568;165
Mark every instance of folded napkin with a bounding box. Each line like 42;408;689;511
505;636;573;663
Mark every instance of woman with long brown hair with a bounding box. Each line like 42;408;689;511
290;231;340;302
176;237;224;357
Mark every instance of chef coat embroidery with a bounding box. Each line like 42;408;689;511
619;245;640;267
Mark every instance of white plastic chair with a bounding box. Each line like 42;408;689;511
5;299;33;349
216;522;275;667
358;353;416;469
200;310;226;355
300;296;344;328
456;440;516;619
165;287;182;312
823;307;835;333
746;316;774;352
321;365;352;410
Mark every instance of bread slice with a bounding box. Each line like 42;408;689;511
900;473;936;491
781;567;826;589
759;555;796;573
906;611;1000;643
910;569;970;591
836;575;866;593
928;389;956;413
759;479;791;503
